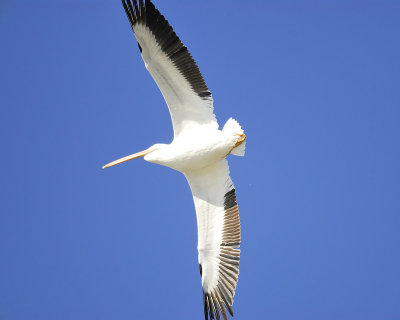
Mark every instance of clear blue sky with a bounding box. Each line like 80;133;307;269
1;1;399;319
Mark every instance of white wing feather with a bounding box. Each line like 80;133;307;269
123;1;218;137
185;160;241;319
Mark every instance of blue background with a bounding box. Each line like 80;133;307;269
1;1;399;319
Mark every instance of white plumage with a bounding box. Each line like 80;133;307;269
103;1;246;319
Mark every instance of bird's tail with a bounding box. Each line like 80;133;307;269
223;118;246;156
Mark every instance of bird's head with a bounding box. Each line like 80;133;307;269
102;143;166;169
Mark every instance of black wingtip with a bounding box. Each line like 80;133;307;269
203;291;209;320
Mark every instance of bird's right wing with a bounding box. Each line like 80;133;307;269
185;160;241;320
122;0;218;137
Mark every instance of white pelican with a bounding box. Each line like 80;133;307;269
103;1;246;319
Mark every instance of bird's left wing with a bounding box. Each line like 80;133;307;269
122;0;218;137
185;160;241;320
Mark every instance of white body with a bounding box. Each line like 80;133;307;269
145;120;243;173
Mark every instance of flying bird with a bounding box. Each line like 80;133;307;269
103;1;246;319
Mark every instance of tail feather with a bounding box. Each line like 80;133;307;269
231;140;246;156
223;118;246;156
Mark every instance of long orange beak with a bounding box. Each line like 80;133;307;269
102;146;156;169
